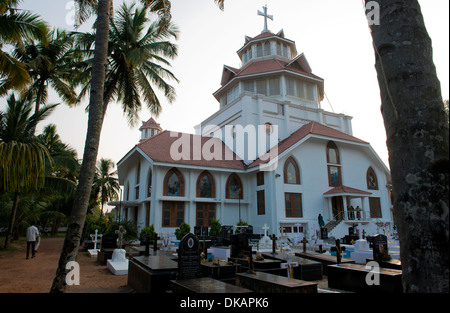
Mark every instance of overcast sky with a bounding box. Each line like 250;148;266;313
3;0;449;171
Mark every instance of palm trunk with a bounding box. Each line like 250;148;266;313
3;193;19;249
50;0;112;293
366;0;449;292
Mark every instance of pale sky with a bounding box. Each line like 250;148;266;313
3;0;449;172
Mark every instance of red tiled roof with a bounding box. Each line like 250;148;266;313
136;130;245;170
228;58;322;83
323;185;372;195
248;121;368;168
140;117;162;130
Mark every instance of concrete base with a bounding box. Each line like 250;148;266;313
88;249;99;258
107;259;129;275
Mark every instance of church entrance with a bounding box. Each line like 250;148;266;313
196;203;216;227
331;196;344;220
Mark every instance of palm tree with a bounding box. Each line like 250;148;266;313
13;29;78;118
0;0;48;95
51;0;224;293
92;158;119;218
365;0;449;292
0;93;56;248
74;2;179;125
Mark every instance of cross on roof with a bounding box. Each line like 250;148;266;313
257;5;273;33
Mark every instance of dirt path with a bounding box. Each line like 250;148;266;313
0;237;131;293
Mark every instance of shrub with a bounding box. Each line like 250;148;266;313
175;222;190;240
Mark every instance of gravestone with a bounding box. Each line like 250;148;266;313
107;226;128;275
231;233;249;258
177;233;201;280
97;234;118;264
373;234;389;261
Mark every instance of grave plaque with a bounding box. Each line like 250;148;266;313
373;234;389;260
231;233;249;258
177;233;201;280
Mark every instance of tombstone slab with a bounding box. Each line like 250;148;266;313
236;272;317;293
327;263;402;293
177;233;201;280
171;277;252;293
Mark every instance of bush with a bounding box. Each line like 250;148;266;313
209;219;222;236
105;220;138;241
139;225;156;240
175;222;190;240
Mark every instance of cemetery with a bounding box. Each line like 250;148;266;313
79;221;403;294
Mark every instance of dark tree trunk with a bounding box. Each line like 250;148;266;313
365;0;449;292
3;193;19;249
50;0;112;293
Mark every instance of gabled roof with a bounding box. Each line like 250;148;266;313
217;56;324;101
135;130;245;170
248;121;368;169
323;185;372;196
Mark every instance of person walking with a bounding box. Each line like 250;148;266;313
26;222;40;259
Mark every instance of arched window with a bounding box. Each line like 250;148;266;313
284;156;300;184
256;43;263;57
163;168;184;196
366;167;379;190
197;171;215;198
226;173;243;199
327;141;340;164
327;141;342;187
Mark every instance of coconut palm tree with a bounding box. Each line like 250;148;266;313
51;0;224;293
0;0;48;95
0;93;56;248
13;29;78;119
74;2;179;125
92;158;119;218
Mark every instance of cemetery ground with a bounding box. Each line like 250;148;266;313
0;236;131;293
0;235;338;293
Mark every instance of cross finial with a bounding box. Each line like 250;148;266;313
257;5;273;33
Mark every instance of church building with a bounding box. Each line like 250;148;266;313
109;7;394;240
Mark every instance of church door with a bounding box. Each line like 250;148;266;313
331;196;344;220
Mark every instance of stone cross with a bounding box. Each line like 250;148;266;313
301;237;308;253
271;234;278;255
115;226;126;249
257;5;273;32
262;224;269;237
90;229;99;250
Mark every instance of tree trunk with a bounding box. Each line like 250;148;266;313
365;0;449;292
50;0;111;293
3;193;19;249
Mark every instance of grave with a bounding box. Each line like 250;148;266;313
258;224;272;250
87;229;102;257
106;226;128;275
200;259;241;282
177;233;202;279
171;277;252;293
372;234;390;261
262;253;323;281
236;272;317;293
128;251;179;293
294;251;355;275
230;232;250;259
327;263;403;293
97;234;118;265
